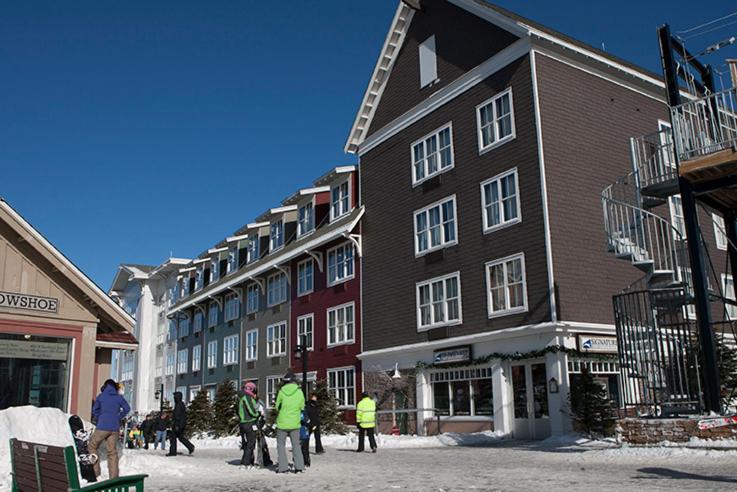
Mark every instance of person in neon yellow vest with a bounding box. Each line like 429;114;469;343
356;391;377;453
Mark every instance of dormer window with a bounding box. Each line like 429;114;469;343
210;258;219;283
182;277;190;297
227;246;238;274
298;201;315;237
247;233;260;264
419;35;438;88
331;180;351;221
195;266;204;291
270;219;284;252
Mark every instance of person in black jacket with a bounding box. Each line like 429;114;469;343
154;412;169;451
141;414;154;450
166;392;195;456
305;393;324;454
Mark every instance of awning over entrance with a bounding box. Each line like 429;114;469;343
96;331;138;351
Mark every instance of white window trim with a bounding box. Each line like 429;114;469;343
267;271;288;307
225;292;239;322
208;301;218;328
722;274;736;320
270;219;285;253
207;340;218;369
297;313;315;351
246;283;259;314
485;253;528;319
326;242;356;287
714;213;728;251
415;271;463;331
410;122;455;187
297;258;315;296
297;197;317;239
326;301;356;347
177;349;188;375
669;195;686;240
266;375;281;408
480;167;522;234
330;178;352;222
223;334;239;366
266;321;288;358
476;88;516;155
327;366;356;408
245;329;259;361
192;344;201;372
413;195;459;257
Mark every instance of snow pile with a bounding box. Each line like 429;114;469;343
537;433;618;449
0;406;76;491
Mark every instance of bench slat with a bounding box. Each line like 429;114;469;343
14;475;40;492
37;475;70;492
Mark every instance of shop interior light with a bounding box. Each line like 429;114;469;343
24;334;31;340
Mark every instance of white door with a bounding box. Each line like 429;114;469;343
511;362;551;439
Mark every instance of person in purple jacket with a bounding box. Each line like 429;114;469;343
89;379;130;479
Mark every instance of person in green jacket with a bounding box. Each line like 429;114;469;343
275;370;305;473
238;381;260;468
356;392;377;453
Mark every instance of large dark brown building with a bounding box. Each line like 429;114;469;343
345;0;699;438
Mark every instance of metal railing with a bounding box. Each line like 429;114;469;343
631;129;678;190
671;87;737;162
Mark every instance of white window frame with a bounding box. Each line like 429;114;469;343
297;258;314;296
327;302;356;347
207;340;218;369
327;366;356;408
723;274;737;321
485;253;528;318
195;266;204;291
267;271;288;306
415;271;462;331
210;259;219;283
223;334;239;366
189;385;201;403
266;321;288;358
227;246;238;274
330;178;351;221
266;376;280;408
245;329;258;361
411;122;454;186
192;344;201;372
208;302;218;328
165;352;175;375
476;88;515;154
714;213;728;250
413;195;458;257
247;233;260;264
669;195;686;240
297;313;314;351
177;349;188;375
270;219;284;252
297;199;316;238
327;242;355;286
418;34;438;88
225;292;240;321
246;283;260;314
480;168;521;233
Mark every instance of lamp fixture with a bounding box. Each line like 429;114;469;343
392;362;402;380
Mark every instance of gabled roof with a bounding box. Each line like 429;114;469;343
313;166;356;187
344;0;665;154
0;197;135;334
282;186;330;206
110;258;190;294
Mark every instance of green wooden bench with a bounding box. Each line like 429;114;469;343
9;438;148;492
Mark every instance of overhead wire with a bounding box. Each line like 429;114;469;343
676;10;737;35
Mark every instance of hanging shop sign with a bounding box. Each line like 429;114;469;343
433;345;472;365
577;335;618;354
0;339;69;361
0;291;59;314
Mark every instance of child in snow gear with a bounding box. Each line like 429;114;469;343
89;379;130;479
238;382;260;467
154;412;169;450
69;415;97;483
167;391;195;456
275;370;305;473
299;410;311;467
305;392;324;454
356;392;377;453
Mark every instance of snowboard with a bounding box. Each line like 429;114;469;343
69;415;98;483
697;415;737;430
255;418;273;468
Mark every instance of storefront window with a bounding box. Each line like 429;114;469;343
512;365;527;419
431;367;493;417
433;382;450;415
472;379;494;416
531;363;548;418
451;381;471;416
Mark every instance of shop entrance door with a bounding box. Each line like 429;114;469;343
511;361;550;439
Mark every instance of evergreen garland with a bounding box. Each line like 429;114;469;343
211;380;239;437
415;344;616;370
186;389;214;437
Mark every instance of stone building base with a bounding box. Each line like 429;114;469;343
617;418;737;445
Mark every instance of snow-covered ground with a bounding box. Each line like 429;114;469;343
3;406;737;491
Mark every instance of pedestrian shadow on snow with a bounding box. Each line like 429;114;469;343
637;467;737;484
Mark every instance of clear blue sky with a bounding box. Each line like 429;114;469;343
2;1;735;290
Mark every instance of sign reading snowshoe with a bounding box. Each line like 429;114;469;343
0;291;59;313
577;335;617;353
433;345;472;364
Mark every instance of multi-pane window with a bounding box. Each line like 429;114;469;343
182;276;191;296
192;312;203;333
476;88;515;152
414;196;457;255
430;367;493;417
177;349;188;374
207;340;218;369
297;259;314;296
298;202;315;237
267;272;288;306
481;169;520;232
412;124;453;184
195;265;204;291
270;220;284;252
245;329;258;361
327;303;355;346
225;293;240;321
714;213;728;250
246;284;260;314
669;195;686;239
165;352;175;375
167;320;177;342
266;376;280;407
192;345;201;372
297;313;314;351
180;317;190;337
223;334;239;365
723;275;737;320
327;243;354;286
189;386;201;403
121;352;134;381
227;246;238;274
247;233;260;264
210;259;219;283
327;367;355;407
416;272;462;330
208;302;218;328
331;180;351;221
267;322;287;357
206;387;216;402
486;253;527;317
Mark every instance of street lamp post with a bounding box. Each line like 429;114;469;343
294;334;309;400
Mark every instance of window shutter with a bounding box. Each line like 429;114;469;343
419;35;437;88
